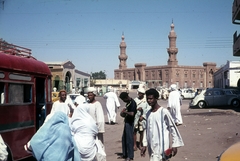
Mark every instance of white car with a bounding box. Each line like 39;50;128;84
67;94;86;105
189;88;240;108
180;89;195;99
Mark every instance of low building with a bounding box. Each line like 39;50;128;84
45;61;90;93
214;61;240;88
93;79;130;94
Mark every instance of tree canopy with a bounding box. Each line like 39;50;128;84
91;71;106;79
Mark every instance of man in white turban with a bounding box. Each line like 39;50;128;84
133;87;151;151
103;88;121;124
167;84;183;126
86;87;105;144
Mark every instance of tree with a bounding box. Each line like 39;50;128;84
91;71;106;79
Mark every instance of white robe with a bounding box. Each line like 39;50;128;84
50;100;70;115
70;104;98;161
88;101;105;133
133;97;151;129
143;107;184;161
45;100;70;123
167;90;183;124
0;135;8;161
103;91;120;123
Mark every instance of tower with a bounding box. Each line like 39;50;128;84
167;22;178;66
118;34;128;69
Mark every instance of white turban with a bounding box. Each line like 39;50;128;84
86;87;97;95
170;84;177;91
137;87;145;94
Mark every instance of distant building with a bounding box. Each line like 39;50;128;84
232;0;240;56
45;61;90;93
214;61;240;88
114;22;217;89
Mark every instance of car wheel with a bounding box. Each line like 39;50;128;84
197;101;206;108
231;99;240;108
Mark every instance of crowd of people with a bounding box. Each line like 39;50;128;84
19;84;184;161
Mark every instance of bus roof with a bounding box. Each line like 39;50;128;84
0;51;51;76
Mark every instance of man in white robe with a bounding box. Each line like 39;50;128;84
45;90;74;122
86;87;105;144
103;89;120;124
167;84;183;126
133;87;151;151
141;88;184;161
50;90;70;116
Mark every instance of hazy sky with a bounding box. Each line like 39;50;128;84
0;0;239;78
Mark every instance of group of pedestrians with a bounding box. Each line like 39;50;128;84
24;88;106;161
21;84;184;161
118;85;184;161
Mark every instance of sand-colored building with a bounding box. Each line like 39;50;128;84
114;22;218;89
46;61;90;93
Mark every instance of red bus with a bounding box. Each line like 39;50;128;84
0;41;52;161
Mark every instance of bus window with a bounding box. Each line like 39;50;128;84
0;82;4;104
8;84;32;103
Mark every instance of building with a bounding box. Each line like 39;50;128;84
46;61;90;93
214;61;240;88
232;0;240;56
114;22;217;89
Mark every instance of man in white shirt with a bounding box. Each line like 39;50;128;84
141;88;184;161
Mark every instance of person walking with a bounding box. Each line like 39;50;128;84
133;87;150;151
103;88;121;124
141;88;184;161
167;84;183;126
86;87;105;144
119;92;137;161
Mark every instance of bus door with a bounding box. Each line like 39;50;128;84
35;77;46;129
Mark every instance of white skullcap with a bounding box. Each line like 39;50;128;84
137;87;145;94
86;87;97;95
170;84;177;91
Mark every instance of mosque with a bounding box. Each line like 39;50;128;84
114;22;218;89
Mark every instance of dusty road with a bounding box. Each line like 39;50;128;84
100;90;240;161
24;90;240;161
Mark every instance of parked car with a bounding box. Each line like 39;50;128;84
180;88;195;99
189;88;240;108
217;142;240;161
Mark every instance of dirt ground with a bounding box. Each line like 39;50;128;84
23;90;240;161
103;92;240;161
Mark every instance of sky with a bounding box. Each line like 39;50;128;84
0;0;240;78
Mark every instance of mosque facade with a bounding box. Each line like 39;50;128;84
114;23;218;89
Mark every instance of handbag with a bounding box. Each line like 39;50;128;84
95;137;107;161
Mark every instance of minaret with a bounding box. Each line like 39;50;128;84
167;21;178;66
118;34;128;69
